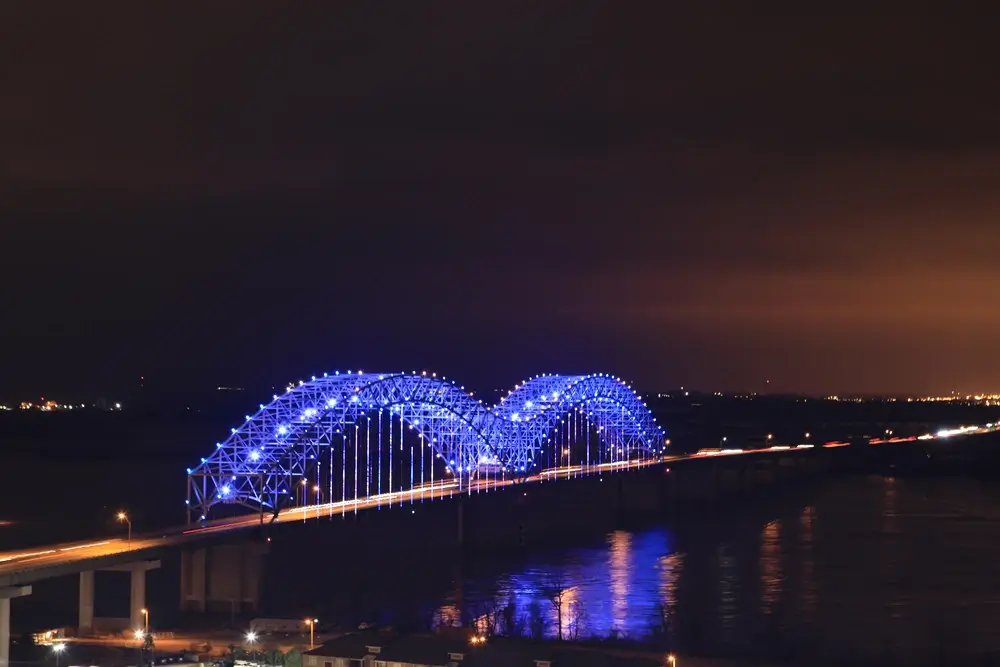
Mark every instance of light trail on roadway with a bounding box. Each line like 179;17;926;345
1;423;992;577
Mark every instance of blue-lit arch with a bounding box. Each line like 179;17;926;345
187;372;498;516
491;374;662;470
187;371;665;520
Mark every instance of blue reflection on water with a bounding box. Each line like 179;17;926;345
442;528;680;640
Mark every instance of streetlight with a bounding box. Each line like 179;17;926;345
117;512;132;547
305;618;318;649
52;642;66;667
667;654;677;667
141;608;149;635
245;630;258;660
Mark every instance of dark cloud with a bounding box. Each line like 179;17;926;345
2;2;999;396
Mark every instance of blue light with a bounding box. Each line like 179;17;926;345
186;371;663;513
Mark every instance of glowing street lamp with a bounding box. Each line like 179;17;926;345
52;642;66;667
667;654;677;667
117;512;132;547
305;618;318;649
245;630;258;660
141;608;149;634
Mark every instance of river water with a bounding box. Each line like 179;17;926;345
6;453;1000;665
414;474;1000;664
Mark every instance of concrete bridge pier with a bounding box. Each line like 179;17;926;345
78;560;160;635
180;542;267;615
0;586;31;667
78;570;94;632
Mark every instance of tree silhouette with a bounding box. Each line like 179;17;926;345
542;571;572;640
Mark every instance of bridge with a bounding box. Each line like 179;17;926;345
0;371;666;666
2;371;991;666
186;371;664;522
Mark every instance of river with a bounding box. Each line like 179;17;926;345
5;445;1000;665
411;474;1000;664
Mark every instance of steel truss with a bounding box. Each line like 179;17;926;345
187;371;665;521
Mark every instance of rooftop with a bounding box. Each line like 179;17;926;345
304;633;669;666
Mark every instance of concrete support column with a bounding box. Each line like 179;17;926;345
0;587;31;667
130;566;146;631
101;561;159;632
79;571;95;633
180;548;207;613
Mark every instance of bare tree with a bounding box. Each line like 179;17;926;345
647;602;672;647
473;597;504;638
542;571;573;641
527;601;546;640
565;601;590;641
502;601;527;638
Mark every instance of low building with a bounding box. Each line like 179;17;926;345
303;632;670;667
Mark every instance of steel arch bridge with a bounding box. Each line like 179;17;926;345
187;371;665;522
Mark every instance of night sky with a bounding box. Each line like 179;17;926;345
3;4;999;397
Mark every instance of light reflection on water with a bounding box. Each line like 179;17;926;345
608;530;631;633
439;529;676;641
759;520;782;616
799;505;815;620
716;544;737;639
429;476;1000;662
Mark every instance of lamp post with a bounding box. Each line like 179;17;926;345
117;512;132;547
52;642;66;667
305;618;318;649
245;631;258;661
667;654;677;667
141;608;149;635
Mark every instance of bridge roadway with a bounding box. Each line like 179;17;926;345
7;418;995;586
0;444;836;587
0;427;987;666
